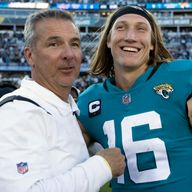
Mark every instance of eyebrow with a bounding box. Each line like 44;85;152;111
46;36;62;42
71;37;81;43
46;36;80;43
114;20;150;28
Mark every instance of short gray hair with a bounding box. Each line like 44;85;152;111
24;9;75;48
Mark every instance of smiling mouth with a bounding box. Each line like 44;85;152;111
121;47;140;53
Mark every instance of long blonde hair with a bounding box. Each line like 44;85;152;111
90;6;173;78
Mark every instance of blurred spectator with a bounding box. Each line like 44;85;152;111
0;82;17;97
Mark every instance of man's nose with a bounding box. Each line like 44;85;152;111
62;45;74;60
124;29;137;41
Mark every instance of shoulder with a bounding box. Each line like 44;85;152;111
79;83;104;99
77;83;105;111
0;95;52;127
161;60;192;96
165;59;192;71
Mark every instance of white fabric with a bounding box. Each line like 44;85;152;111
89;142;104;156
0;78;112;192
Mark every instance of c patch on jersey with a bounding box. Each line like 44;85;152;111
88;99;101;117
153;83;174;99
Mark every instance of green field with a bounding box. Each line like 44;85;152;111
100;182;111;192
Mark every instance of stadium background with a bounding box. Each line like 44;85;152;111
0;1;191;191
0;0;191;92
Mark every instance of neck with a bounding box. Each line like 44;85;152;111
114;64;148;91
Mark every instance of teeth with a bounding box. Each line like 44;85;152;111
122;47;138;52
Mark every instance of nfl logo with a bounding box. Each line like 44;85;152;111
122;94;131;105
17;162;28;174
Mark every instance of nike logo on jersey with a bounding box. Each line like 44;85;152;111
153;83;174;99
88;99;101;117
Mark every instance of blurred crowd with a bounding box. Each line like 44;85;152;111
0;73;105;96
163;30;192;60
0;31;27;67
0;29;191;68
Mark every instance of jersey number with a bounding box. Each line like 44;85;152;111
103;111;170;184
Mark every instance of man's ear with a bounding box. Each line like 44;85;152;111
24;47;34;67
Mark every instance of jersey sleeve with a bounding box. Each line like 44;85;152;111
172;60;192;97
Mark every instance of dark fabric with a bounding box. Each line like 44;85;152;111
109;5;152;30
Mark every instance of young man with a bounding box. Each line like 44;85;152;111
78;5;192;192
0;9;125;192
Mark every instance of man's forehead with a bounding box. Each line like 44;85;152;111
114;14;151;26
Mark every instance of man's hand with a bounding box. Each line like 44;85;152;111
97;148;126;177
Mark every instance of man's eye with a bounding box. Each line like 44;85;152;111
49;42;58;47
137;26;147;32
116;26;124;30
72;42;80;48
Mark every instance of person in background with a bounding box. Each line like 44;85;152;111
0;9;125;192
0;81;17;97
77;5;192;192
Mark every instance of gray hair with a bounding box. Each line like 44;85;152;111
24;9;75;48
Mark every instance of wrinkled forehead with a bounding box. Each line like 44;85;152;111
35;18;80;36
